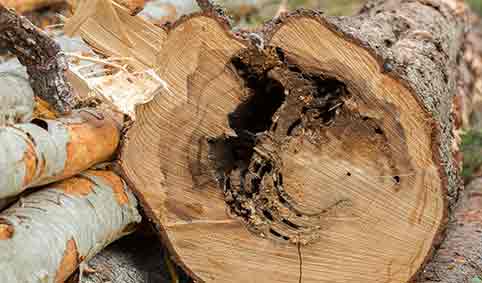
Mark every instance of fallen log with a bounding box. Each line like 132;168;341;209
120;1;465;283
0;170;141;283
0;109;120;199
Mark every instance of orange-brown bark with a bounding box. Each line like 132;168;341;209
0;109;121;199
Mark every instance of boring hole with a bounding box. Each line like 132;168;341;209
393;176;401;184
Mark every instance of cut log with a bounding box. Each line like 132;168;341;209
0;170;141;283
0;109;120;199
121;1;465;283
64;0;166;71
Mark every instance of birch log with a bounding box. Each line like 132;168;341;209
0;109;120;199
0;170;141;283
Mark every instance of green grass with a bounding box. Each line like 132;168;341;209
461;130;482;182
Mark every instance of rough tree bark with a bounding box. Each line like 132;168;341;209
419;11;482;283
120;0;466;283
0;4;76;114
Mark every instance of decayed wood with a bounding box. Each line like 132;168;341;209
64;0;166;71
120;0;465;283
0;109;120;199
0;5;76;114
0;170;141;283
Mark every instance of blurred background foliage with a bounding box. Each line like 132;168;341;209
468;0;482;15
216;0;482;27
216;0;364;26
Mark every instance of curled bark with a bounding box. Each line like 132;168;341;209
0;109;120;199
0;5;76;114
0;170;141;283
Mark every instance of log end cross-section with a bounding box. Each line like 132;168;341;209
121;1;464;282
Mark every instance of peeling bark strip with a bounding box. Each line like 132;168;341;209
0;170;141;283
0;109;120;199
121;1;465;283
0;5;76;113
